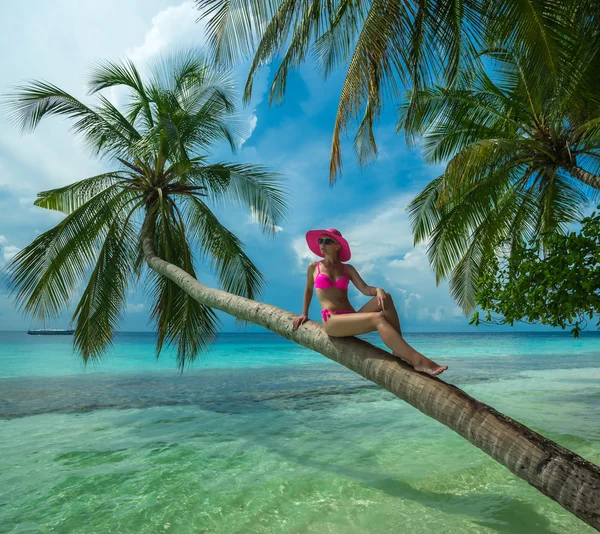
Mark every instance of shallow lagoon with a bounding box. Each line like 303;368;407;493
1;332;599;533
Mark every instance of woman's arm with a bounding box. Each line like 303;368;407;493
293;263;316;329
301;263;316;314
347;264;388;309
347;264;384;296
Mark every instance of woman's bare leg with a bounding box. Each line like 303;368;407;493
323;312;447;376
358;293;401;333
358;294;438;368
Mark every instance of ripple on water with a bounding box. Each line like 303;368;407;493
1;334;599;533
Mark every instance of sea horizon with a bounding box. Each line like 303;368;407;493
7;329;599;335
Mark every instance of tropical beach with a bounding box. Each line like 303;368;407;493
1;1;600;533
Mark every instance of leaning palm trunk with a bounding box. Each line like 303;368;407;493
141;225;600;530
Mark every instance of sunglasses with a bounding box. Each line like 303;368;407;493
318;238;337;245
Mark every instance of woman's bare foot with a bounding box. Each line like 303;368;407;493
392;352;447;376
413;355;448;376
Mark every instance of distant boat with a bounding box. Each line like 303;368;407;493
27;329;75;336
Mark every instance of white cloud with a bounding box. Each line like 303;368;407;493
291;236;314;267
404;292;423;310
240;112;259;146
127;303;145;313
342;193;417;264
359;262;375;276
417;305;465;322
127;1;201;65
0;236;21;265
388;245;431;272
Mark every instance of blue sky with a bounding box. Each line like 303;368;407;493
0;1;558;333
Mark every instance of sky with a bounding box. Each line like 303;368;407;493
0;1;560;334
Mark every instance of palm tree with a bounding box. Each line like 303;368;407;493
194;0;599;182
5;50;288;368
400;7;600;313
196;0;487;180
5;53;600;528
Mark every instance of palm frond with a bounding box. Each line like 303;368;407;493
329;0;407;181
184;196;265;299
241;0;304;102
192;163;288;235
447;182;524;311
425;163;517;283
72;207;139;363
148;201;220;369
400;81;527;164
34;172;129;214
3;82;135;159
353;91;380;166
482;0;561;80
313;0;369;80
197;0;276;64
6;186;135;322
268;0;329;105
149;50;237;113
408;175;444;245
88;58;154;128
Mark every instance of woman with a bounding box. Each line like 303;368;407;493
292;228;448;377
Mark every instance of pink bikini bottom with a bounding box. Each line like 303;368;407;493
321;309;356;322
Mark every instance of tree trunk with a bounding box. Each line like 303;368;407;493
566;164;600;190
142;226;600;531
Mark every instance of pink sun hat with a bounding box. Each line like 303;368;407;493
305;228;351;262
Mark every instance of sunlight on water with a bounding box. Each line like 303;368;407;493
1;332;599;533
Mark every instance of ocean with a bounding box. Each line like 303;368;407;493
1;331;599;533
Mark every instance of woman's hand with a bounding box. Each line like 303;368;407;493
376;288;387;311
293;314;309;329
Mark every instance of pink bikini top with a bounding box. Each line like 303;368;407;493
314;262;350;291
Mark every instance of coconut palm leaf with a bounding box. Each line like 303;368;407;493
72;208;140;362
6;186;136;322
194;0;491;180
192;162;288;235
88;58;155;129
481;0;561;79
328;0;407;179
401;15;600;308
313;0;367;79
242;0;309;101
4;82;135;159
148;201;220;367
185;196;265;299
268;0;332;105
199;0;274;65
34;172;130;214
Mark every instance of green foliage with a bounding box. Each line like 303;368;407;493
4;50;288;368
470;208;600;337
196;1;600;183
402;4;600;313
196;2;600;330
196;0;486;180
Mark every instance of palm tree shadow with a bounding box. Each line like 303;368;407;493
371;477;556;534
245;433;560;534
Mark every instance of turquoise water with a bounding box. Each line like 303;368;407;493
1;331;599;533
